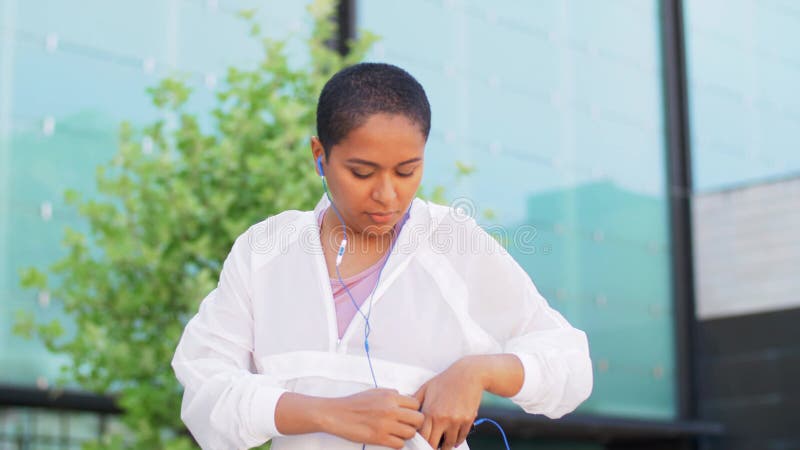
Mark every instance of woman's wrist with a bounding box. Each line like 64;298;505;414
456;355;493;391
275;392;334;435
313;396;339;434
458;354;524;398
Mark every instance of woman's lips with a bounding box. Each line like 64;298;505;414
367;212;395;224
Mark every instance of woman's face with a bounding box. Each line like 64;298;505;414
311;113;426;237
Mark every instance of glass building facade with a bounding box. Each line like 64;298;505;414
684;0;800;192
1;0;313;384
359;0;676;419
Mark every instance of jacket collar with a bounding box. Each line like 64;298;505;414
308;193;435;301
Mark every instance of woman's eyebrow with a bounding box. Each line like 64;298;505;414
345;157;422;167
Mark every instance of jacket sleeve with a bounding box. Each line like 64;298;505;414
465;222;593;419
171;229;288;449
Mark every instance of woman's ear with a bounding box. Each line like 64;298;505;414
310;136;325;176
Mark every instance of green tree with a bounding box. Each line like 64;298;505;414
14;1;377;448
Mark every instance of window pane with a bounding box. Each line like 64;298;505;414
685;0;800;192
0;0;312;389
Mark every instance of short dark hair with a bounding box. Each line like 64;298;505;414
316;62;431;159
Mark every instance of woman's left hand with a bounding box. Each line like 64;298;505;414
413;357;487;449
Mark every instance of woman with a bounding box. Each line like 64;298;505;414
172;63;592;450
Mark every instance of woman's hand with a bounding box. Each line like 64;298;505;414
320;388;425;449
413;358;487;449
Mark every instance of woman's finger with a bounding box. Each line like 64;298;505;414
440;425;459;450
389;422;419;441
413;384;427;408
419;416;432;443
428;422;446;449
397;407;425;429
455;422;471;448
396;393;421;412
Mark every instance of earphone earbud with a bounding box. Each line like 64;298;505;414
317;156;325;177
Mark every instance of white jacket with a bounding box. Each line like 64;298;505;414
172;194;592;450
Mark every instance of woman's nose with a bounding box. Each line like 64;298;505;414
371;173;398;204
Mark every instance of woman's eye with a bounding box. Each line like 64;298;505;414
351;169;416;178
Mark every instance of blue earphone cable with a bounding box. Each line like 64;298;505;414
472;418;511;450
323;174;407;388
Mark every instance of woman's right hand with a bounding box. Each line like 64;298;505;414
321;388;425;449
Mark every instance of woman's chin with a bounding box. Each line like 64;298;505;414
359;222;396;238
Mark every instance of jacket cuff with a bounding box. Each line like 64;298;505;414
508;351;546;407
248;380;288;440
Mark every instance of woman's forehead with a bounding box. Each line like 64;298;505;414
333;113;426;165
